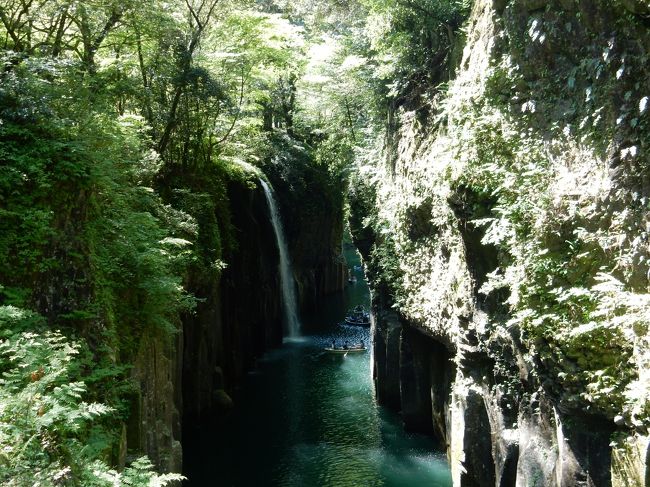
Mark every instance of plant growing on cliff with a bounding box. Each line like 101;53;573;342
449;66;645;418
362;0;471;99
0;306;183;486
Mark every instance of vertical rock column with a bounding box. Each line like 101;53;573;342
372;299;402;410
399;326;435;434
130;331;183;473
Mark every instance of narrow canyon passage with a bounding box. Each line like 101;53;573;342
2;1;648;485
183;241;452;486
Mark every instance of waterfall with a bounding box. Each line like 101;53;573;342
260;179;300;337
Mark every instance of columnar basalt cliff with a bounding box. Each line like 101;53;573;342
120;175;286;472
138;149;346;471
181;178;284;428
0;151;339;477
262;135;348;311
0;2;351;482
351;0;650;485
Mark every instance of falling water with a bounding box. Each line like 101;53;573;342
260;179;300;337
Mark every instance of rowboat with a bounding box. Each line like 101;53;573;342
324;347;367;354
344;305;370;327
344;316;370;326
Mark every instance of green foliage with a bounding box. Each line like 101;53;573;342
343;0;650;428
0;55;194;338
449;65;647;417
0;307;183;486
363;0;470;96
0;50;196;474
0;0;485;479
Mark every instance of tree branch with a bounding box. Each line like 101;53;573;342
158;0;221;155
216;65;247;146
0;7;23;50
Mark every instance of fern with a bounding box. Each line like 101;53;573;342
0;306;183;486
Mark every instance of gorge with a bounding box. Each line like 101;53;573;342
0;0;649;486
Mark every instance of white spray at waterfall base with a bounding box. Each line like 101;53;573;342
260;179;301;337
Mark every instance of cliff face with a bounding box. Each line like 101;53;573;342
0;122;342;474
131;175;286;472
262;135;347;310
181;178;284;426
129;331;184;472
351;1;650;485
135;155;345;473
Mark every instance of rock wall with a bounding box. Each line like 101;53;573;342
261;135;347;311
129;176;285;473
134;165;345;474
129;331;184;473
352;0;650;485
182;178;284;428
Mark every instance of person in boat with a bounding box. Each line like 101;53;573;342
360;339;364;348
343;340;349;349
331;339;335;349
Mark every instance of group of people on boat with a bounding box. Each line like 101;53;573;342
330;339;364;350
324;304;370;353
344;305;370;327
347;265;363;284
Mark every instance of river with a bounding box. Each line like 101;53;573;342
184;240;452;486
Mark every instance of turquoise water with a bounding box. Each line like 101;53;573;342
185;243;452;486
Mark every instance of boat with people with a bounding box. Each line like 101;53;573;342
324;346;367;354
344;305;370;327
324;339;367;354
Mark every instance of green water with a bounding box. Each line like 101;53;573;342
185;243;452;486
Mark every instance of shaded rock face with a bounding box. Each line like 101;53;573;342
370;293;617;487
139;167;346;473
130;332;184;473
130;158;347;472
220;180;284;376
372;296;454;443
372;302;403;411
354;0;650;485
130;178;285;472
261;138;347;311
282;192;347;311
181;179;283;430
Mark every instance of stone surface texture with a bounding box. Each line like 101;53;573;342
352;0;650;485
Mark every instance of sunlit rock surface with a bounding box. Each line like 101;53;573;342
352;0;650;485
